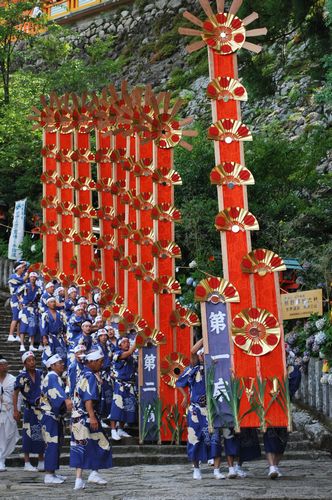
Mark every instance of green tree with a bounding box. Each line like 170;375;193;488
0;0;44;103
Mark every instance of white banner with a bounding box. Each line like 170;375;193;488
8;199;27;260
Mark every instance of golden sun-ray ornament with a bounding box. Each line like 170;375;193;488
241;249;286;276
210;162;254;187
169;303;200;328
195;276;239;303
206;76;248;102
208;119;252;142
215;207;259;233
141;90;198;151
179;0;267;55
232;308;281;356
161;352;191;388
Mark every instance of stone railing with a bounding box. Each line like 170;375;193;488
296;358;332;420
0;257;13;290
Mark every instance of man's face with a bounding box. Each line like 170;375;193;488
29;276;37;285
98;334;108;345
88;358;103;372
89;308;97;317
120;339;130;351
70;291;77;300
24;357;36;370
76;308;84;317
51;360;65;375
0;362;8;376
48;299;56;310
48;285;55;294
75;352;85;362
82;323;92;335
107;328;115;339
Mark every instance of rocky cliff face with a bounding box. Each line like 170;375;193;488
46;0;331;172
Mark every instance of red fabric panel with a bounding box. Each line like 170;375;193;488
77;132;93;284
44;132;57;269
59;133;74;275
99;132;115;289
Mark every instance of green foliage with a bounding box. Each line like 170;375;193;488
165;404;186;445
19;234;42;263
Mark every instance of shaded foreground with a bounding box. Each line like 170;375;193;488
0;458;331;500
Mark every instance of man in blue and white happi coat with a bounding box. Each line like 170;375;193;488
13;351;45;472
8;262;29;342
70;349;112;490
39;282;55;314
109;336;137;441
19;272;43;353
40;354;73;484
68;344;86;399
64;286;78;320
41;297;68;367
176;339;224;480
95;329;114;419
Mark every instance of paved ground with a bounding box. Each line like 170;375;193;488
0;458;331;500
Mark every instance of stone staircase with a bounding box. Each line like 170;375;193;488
0;297;329;469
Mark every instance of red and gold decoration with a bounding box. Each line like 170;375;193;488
32;82;197;442
180;0;289;429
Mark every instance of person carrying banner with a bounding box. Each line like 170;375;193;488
19;272;43;352
7;262;28;342
176;339;224;480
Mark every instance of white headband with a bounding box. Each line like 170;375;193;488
73;344;86;354
0;358;8;364
45;282;54;289
29;272;38;278
78;297;87;304
97;328;107;338
22;351;35;363
85;349;104;362
118;337;128;346
45;353;63;368
68;287;77;294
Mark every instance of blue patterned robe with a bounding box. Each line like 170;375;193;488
64;298;77;319
8;273;26;320
68;359;84;398
14;369;45;454
176;364;222;463
40;371;67;471
110;349;137;424
98;342;113;418
20;283;42;338
70;367;112;470
40;310;67;366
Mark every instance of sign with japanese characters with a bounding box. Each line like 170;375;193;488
140;345;158;440
8;199;27;260
203;301;233;427
281;289;323;320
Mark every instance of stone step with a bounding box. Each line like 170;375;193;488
6;449;330;469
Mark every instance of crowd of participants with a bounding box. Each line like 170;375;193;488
0;260;301;488
1;260;138;489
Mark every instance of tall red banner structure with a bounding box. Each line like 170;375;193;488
179;0;290;430
31;86;200;441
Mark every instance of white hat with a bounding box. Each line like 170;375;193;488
45;353;63;368
82;320;92;327
46;296;56;304
87;304;97;311
45;282;54;289
29;272;38;278
97;328;107;338
0;358;8;364
56;286;64;292
118;336;128;346
15;263;25;271
85;349;104;362
74;305;83;312
22;351;35;363
78;297;87;304
68;287;77;294
73;344;86;354
94;316;103;323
